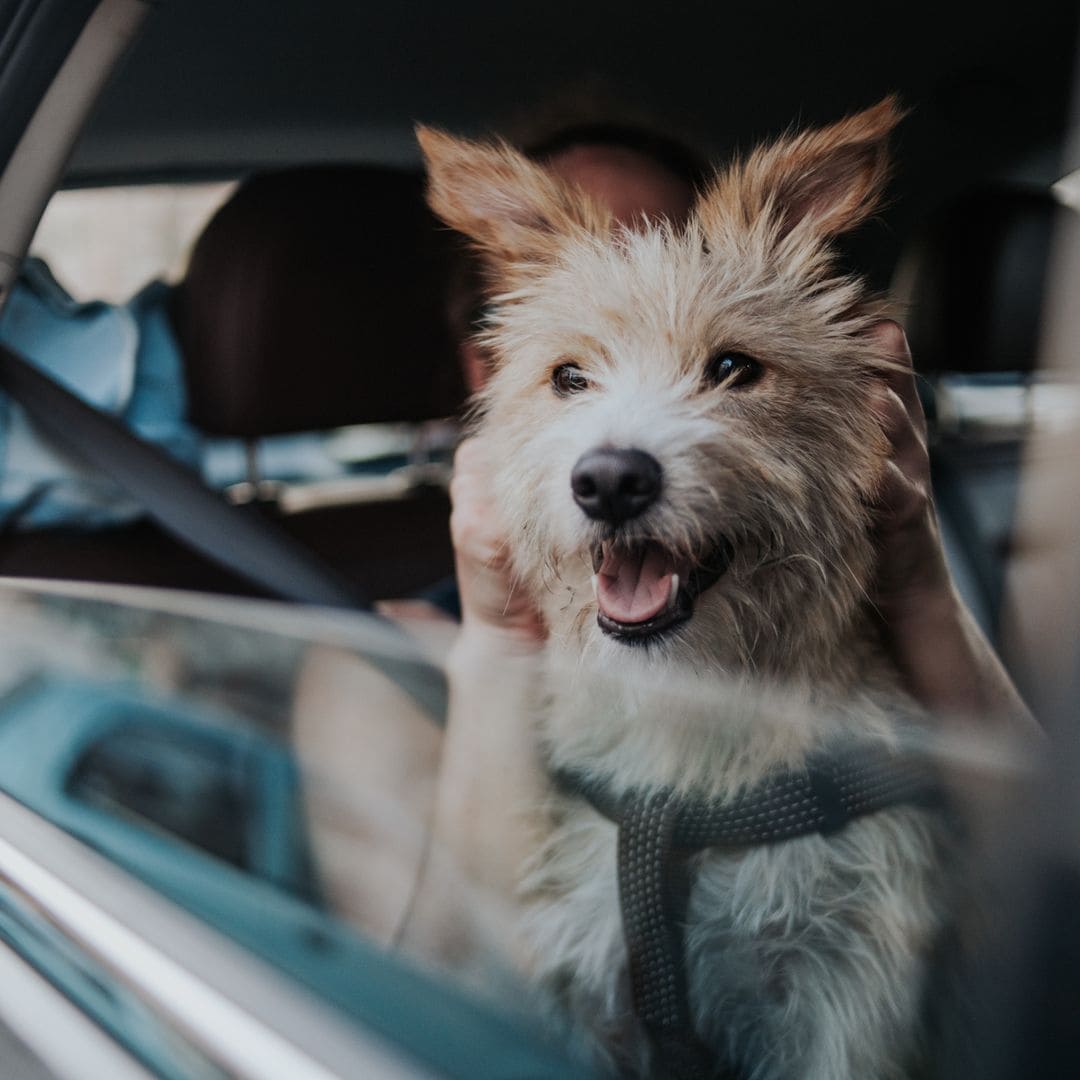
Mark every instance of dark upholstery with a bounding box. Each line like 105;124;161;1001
172;166;465;437
896;185;1077;646
0;491;455;603
900;187;1071;375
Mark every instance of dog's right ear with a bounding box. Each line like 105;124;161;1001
416;125;604;266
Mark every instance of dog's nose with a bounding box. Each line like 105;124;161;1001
571;448;662;524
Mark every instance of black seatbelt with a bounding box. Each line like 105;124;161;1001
0;342;370;610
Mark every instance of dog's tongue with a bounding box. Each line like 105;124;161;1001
597;543;674;624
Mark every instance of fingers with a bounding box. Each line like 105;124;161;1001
867;320;927;441
450;437;546;639
865;323;934;520
872;385;928;478
451;434;489;474
449;443;508;569
875;459;931;528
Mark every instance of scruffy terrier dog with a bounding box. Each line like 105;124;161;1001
419;99;949;1080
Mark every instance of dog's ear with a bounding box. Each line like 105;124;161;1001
416;125;604;266
701;96;905;244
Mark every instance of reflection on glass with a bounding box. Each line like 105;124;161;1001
70;718;264;875
0;581;587;1079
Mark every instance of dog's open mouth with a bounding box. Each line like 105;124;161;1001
591;538;733;643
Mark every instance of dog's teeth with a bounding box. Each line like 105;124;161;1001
668;574;680;609
591;574;599;601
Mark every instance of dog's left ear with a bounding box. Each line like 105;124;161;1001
416;125;604;268
701;96;905;244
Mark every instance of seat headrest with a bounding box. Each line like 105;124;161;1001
172;166;464;437
896;186;1075;376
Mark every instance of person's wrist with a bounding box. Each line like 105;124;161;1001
444;621;544;746
449;618;545;670
455;578;547;651
876;577;965;643
873;536;955;623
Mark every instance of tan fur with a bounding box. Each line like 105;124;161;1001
420;98;948;1079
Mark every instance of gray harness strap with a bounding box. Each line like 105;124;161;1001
554;744;942;1079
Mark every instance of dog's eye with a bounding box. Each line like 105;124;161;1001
705;352;763;389
552;363;590;396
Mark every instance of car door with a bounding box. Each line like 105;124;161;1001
0;578;595;1077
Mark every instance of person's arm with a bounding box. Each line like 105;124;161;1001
436;435;547;888
868;320;1036;732
400;437;548;968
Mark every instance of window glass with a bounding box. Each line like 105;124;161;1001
30;183;236;303
67;720;252;871
0;581;587;1079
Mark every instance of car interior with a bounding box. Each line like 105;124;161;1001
0;0;1075;663
0;164;464;602
0;0;1077;1076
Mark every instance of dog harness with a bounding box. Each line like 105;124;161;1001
552;744;943;1080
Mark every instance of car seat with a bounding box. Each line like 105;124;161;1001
894;185;1077;646
0;166;466;601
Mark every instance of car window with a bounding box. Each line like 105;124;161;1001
0;579;590;1078
30;182;235;303
0;566;1052;1080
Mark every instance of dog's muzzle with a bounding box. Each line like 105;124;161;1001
590;537;733;644
570;446;732;644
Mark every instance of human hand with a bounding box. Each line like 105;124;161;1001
416;436;548;947
868;321;955;624
450;436;546;646
867;321;1033;727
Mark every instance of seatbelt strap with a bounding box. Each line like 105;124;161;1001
0;342;370;610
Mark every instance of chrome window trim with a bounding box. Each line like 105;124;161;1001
0;575;413;656
0;790;427;1080
0;939;154;1080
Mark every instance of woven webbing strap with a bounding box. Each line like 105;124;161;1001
617;790;719;1079
553;744;941;1080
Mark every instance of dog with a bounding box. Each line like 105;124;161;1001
418;98;950;1079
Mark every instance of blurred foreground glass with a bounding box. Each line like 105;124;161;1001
0;580;589;1078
